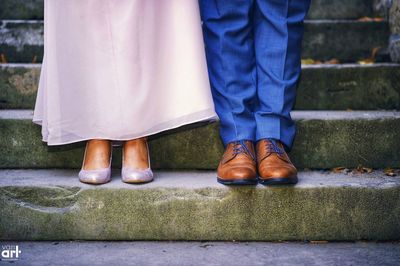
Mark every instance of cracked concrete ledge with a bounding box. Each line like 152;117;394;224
0;170;399;241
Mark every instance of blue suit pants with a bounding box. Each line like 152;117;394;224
199;0;311;151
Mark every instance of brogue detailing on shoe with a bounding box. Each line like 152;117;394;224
221;140;256;165
258;139;290;163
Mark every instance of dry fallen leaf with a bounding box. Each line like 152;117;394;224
355;165;373;174
384;168;397;177
332;167;346;173
357;17;385;22
302;58;339;65
358;59;374;65
358;47;380;65
301;58;317;65
0;54;7;64
325;58;340;64
364;167;373;173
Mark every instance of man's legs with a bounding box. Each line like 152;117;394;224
199;0;256;145
253;0;311;151
199;0;258;185
253;0;311;185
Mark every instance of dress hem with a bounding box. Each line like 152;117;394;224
33;109;218;146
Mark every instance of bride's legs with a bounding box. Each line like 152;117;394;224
82;139;112;170
123;138;150;170
79;139;112;185
122;137;153;184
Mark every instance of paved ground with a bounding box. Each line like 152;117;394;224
0;241;399;266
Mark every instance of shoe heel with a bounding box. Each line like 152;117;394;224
79;141;112;185
121;139;154;184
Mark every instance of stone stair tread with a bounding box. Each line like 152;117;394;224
0;19;390;63
0;169;398;189
304;19;386;23
2;109;400;121
307;0;381;20
0;110;399;169
0;0;382;20
3;241;400;266
1;169;399;241
2;63;400;110
6;241;400;266
302;62;399;68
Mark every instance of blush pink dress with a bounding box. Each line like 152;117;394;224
33;0;217;145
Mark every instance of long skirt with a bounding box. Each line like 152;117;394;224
33;0;216;145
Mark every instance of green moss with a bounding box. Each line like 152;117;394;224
1;185;399;240
0;0;382;21
297;65;400;110
0;66;41;109
1;116;399;169
0;20;389;63
0;0;44;20
0;186;80;208
2;65;399;110
302;21;389;61
307;0;378;19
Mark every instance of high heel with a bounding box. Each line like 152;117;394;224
121;139;153;184
78;141;112;185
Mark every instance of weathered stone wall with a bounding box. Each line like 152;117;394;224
389;0;400;62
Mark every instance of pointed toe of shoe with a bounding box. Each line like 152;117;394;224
121;167;154;184
78;168;111;185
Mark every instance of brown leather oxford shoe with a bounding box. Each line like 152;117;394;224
217;140;258;185
256;139;298;185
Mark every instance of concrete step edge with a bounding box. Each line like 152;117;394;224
1;19;390;24
2;109;400;121
2;241;400;266
0;169;398;189
0;169;399;241
2;62;400;69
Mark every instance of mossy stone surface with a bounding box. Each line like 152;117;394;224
0;20;389;63
0;111;399;169
0;0;380;20
2;64;399;110
1;170;399;241
0;0;44;20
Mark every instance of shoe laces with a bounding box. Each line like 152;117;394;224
265;139;285;156
232;140;256;161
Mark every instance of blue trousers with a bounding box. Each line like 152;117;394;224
199;0;311;151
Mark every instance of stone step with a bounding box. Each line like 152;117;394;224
0;0;43;20
0;110;399;169
1;63;399;110
0;169;399;241
0;0;381;20
0;20;389;63
303;20;389;62
307;0;382;20
2;241;400;265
